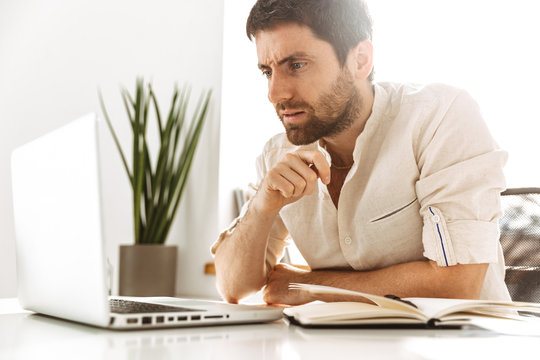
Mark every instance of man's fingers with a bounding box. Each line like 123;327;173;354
274;163;308;198
259;149;331;213
267;172;295;198
283;151;330;186
294;150;331;185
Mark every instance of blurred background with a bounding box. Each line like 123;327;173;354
1;0;539;299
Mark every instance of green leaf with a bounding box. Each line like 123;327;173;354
156;90;212;242
132;78;148;243
101;79;212;244
98;88;133;187
149;85;163;139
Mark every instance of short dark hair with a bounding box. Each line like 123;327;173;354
246;0;374;81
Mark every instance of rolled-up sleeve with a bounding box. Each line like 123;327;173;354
415;90;507;266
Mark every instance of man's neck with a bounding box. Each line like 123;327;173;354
321;83;375;167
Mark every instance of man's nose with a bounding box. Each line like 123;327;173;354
268;74;293;105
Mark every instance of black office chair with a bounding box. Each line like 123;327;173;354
499;188;540;303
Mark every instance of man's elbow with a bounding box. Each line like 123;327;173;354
213;249;268;302
455;280;484;299
430;261;488;299
214;265;267;303
220;291;240;304
216;278;264;304
459;263;489;299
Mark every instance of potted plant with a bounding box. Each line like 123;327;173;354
99;78;212;296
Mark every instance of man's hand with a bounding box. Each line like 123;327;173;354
252;150;331;215
263;263;313;306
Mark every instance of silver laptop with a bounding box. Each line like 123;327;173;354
10;114;282;329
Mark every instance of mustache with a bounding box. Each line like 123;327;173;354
277;100;312;109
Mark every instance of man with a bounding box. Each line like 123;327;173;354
212;0;510;305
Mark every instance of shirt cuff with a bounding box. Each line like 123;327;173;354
422;206;499;266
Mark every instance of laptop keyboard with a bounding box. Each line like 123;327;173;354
109;299;200;314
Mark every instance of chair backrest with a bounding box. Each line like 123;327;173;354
499;188;540;303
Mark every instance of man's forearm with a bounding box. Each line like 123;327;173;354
214;203;278;303
264;261;489;305
215;150;331;303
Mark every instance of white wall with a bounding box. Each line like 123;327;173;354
0;0;224;298
367;0;540;187
219;0;282;230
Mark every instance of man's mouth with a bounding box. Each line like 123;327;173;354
281;111;306;124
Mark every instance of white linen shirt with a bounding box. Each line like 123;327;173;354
213;82;511;301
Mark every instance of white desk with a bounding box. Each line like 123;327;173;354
1;298;539;360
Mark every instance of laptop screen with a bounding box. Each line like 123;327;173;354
11;114;111;327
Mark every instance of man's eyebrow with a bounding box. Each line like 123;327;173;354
258;52;310;70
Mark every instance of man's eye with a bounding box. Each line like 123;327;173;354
262;70;272;78
291;62;306;70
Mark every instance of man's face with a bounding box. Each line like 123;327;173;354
256;23;361;145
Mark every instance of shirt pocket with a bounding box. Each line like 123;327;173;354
369;198;418;223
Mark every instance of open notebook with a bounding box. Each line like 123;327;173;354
284;283;540;329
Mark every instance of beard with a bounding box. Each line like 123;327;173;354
276;68;362;146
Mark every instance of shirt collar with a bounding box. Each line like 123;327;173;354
351;82;388;163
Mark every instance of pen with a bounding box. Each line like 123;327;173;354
384;295;418;309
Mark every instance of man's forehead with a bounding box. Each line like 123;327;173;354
254;22;314;40
254;23;327;66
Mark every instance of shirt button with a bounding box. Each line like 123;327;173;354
344;236;352;245
432;215;440;223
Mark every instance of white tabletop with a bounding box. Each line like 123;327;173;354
1;298;539;360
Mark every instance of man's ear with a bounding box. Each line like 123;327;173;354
349;40;373;81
